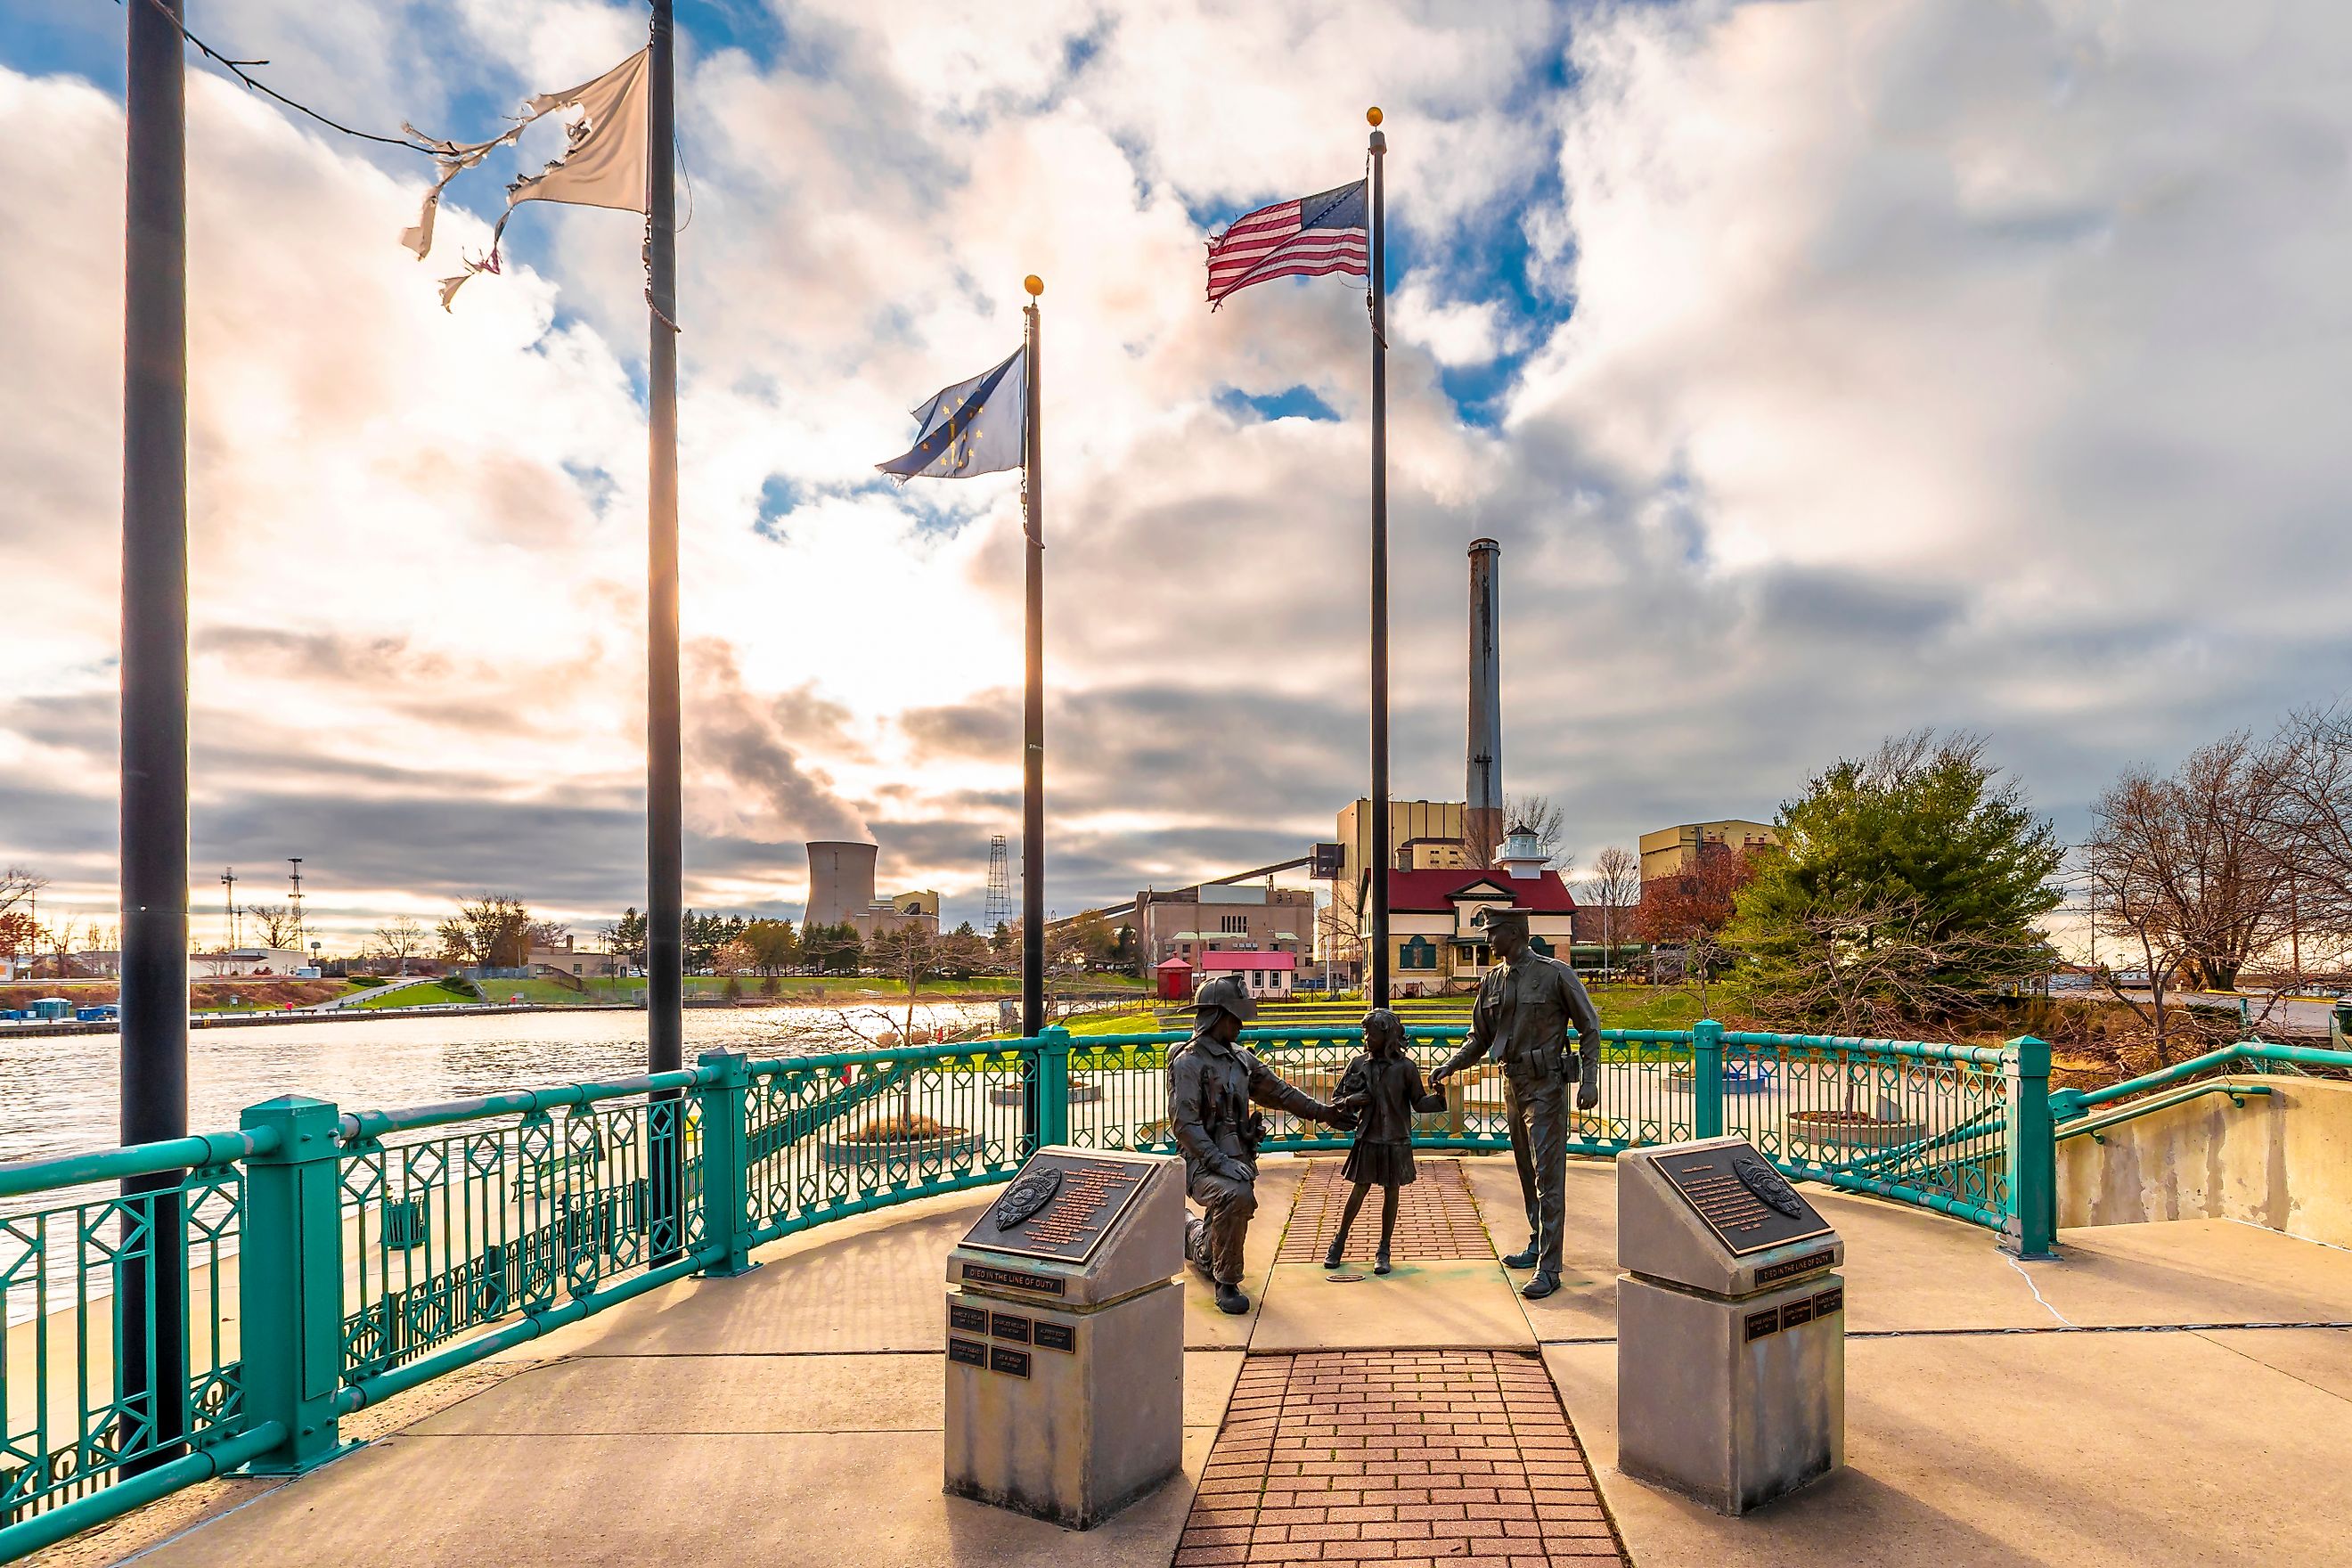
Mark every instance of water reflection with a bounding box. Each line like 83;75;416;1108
0;1002;997;1164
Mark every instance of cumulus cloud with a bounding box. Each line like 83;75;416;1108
7;0;2352;942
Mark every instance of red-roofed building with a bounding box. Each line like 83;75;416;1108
1371;826;1578;994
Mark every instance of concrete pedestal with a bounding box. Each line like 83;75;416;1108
943;1147;1185;1530
943;1278;1181;1528
1614;1137;1847;1515
1616;1271;1845;1514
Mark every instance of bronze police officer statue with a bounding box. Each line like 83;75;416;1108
1430;906;1603;1300
1169;976;1352;1314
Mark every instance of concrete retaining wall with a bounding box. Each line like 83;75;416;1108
2057;1075;2352;1250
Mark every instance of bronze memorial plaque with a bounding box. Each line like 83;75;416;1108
960;1152;1151;1265
1654;1145;1833;1258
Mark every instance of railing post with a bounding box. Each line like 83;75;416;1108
2003;1035;2059;1259
696;1050;755;1278
238;1096;349;1474
1691;1020;1726;1140
1038;1026;1073;1149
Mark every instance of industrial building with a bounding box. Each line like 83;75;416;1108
1134;881;1313;969
1637;821;1783;887
802;841;940;941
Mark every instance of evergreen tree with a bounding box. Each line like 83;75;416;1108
1731;731;2062;1031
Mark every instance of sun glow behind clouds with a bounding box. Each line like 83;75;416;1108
5;1;2352;939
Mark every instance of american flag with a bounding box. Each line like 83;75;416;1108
1205;181;1368;308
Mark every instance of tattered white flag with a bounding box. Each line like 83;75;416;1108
402;49;650;308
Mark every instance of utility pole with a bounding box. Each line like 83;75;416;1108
1366;108;1391;1009
120;0;190;1474
220;867;236;950
644;0;685;1265
286;856;304;951
646;0;682;1080
1021;275;1045;1041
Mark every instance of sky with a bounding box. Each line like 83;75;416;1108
4;0;2350;949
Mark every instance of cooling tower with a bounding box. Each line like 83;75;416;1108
804;841;878;928
1466;538;1504;862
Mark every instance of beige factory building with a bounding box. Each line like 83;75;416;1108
1637;821;1783;886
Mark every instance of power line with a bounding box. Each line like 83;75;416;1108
109;0;430;153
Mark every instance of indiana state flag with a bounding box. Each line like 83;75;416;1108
877;346;1027;481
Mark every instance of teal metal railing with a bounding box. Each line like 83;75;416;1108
0;1023;2055;1558
2047;1039;2352;1125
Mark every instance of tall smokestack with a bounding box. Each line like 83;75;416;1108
1466;538;1504;862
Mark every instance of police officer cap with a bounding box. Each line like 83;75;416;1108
1193;975;1258;1022
1473;904;1535;929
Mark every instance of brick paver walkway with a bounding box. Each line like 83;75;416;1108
1278;1158;1494;1263
1178;1351;1627;1565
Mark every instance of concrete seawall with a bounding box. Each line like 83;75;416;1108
2057;1074;2352;1249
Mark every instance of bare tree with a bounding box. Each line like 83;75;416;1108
1578;845;1641;976
0;866;45;920
867;922;991;1043
2080;737;2296;1062
1742;893;2054;1037
244;902;304;950
1316;894;1362;991
1635;845;1757;1016
1483;793;1573;871
436;896;535;968
2268;706;2352;963
372;916;427;974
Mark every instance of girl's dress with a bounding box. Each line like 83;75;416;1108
1335;1052;1448;1188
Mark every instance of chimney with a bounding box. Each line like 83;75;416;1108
1466;538;1504;861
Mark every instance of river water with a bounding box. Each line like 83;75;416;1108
0;1001;1000;1166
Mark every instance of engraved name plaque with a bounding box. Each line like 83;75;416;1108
1654;1147;1833;1258
960;1151;1152;1265
947;1303;988;1334
961;1262;1066;1296
948;1337;986;1368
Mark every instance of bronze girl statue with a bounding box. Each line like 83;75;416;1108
1323;1008;1447;1274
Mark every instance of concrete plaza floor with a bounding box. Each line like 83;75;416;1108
50;1151;2352;1567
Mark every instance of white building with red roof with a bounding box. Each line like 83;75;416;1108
1195;948;1297;1000
1374;827;1578;994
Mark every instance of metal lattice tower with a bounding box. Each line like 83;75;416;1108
984;835;1013;929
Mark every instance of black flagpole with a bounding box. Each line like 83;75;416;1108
1022;276;1046;1046
1368;109;1390;1008
646;0;684;1259
120;0;190;1474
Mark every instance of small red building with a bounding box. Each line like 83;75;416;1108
1155;956;1195;1001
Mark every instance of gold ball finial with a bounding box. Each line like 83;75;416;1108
1367;106;1383;127
1024;274;1044;297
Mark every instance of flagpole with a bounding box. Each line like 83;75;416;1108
1367;108;1391;1009
120;0;190;1475
646;0;685;1257
1021;276;1046;1052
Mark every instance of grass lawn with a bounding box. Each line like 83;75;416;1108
354;979;485;1009
1584;983;1734;1033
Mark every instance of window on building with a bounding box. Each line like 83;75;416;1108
1220;915;1250;934
1401;935;1437;971
1529;936;1555;959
